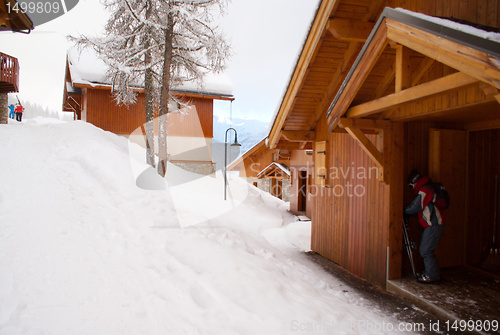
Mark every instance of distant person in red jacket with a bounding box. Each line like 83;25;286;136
15;104;24;122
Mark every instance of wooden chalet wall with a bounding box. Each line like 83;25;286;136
267;0;500;287
311;132;390;285
167;97;214;138
85;89;146;135
467;130;500;266
403;121;468;271
84;88;213;137
391;0;500;27
234;143;278;179
306;0;500;287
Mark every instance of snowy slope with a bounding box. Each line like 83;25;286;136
0;118;410;334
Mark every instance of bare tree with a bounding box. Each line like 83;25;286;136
73;0;231;176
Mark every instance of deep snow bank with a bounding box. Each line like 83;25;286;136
0;119;410;334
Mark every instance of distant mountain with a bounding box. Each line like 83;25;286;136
213;115;269;154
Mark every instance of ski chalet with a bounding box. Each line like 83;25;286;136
256;0;500;311
228;138;314;213
62;47;234;175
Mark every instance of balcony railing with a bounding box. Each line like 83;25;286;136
0;52;19;93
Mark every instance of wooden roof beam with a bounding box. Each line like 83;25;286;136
386;18;500;90
339;118;390;130
339;119;384;177
0;13;10;29
327;19;375;42
281;130;316;142
327;8;500;131
346;72;478;118
480;84;500;104
394;45;411;92
466;118;500;132
327;21;389;131
274;141;313;151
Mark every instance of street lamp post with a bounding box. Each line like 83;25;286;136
224;127;241;200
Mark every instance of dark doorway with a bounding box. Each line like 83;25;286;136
298;170;307;212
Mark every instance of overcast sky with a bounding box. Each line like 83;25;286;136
0;0;320;123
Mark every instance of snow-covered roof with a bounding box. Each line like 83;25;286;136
394;8;500;43
67;47;109;86
257;162;291;179
67;46;234;99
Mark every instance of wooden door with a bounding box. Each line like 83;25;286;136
298;170;307;212
270;178;283;199
429;129;467;268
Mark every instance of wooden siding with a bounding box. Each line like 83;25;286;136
86;89;145;135
242;148;276;178
393;0;500;27
167;97;213;138
429;128;467;268
85;89;214;137
466;129;500;266
229;140;294;180
311;132;390;287
404;122;471;270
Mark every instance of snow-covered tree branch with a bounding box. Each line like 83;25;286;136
71;0;231;175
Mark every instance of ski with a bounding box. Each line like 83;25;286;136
403;216;417;278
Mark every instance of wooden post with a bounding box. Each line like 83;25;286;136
395;45;411;93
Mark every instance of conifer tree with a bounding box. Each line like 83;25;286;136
74;0;230;176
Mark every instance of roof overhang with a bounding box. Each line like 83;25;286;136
71;82;234;101
0;0;34;33
326;7;500;131
267;0;339;149
257;162;291;179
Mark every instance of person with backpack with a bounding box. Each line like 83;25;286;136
404;169;445;284
14;104;24;122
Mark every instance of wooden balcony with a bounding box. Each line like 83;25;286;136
0;52;19;93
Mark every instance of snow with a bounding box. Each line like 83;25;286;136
394;8;500;43
0;119;412;334
67;46;109;86
67;46;234;96
175;72;234;97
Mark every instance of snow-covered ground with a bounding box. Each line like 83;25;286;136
0;118;411;334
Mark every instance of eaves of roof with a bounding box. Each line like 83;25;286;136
326;7;500;126
267;0;337;149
